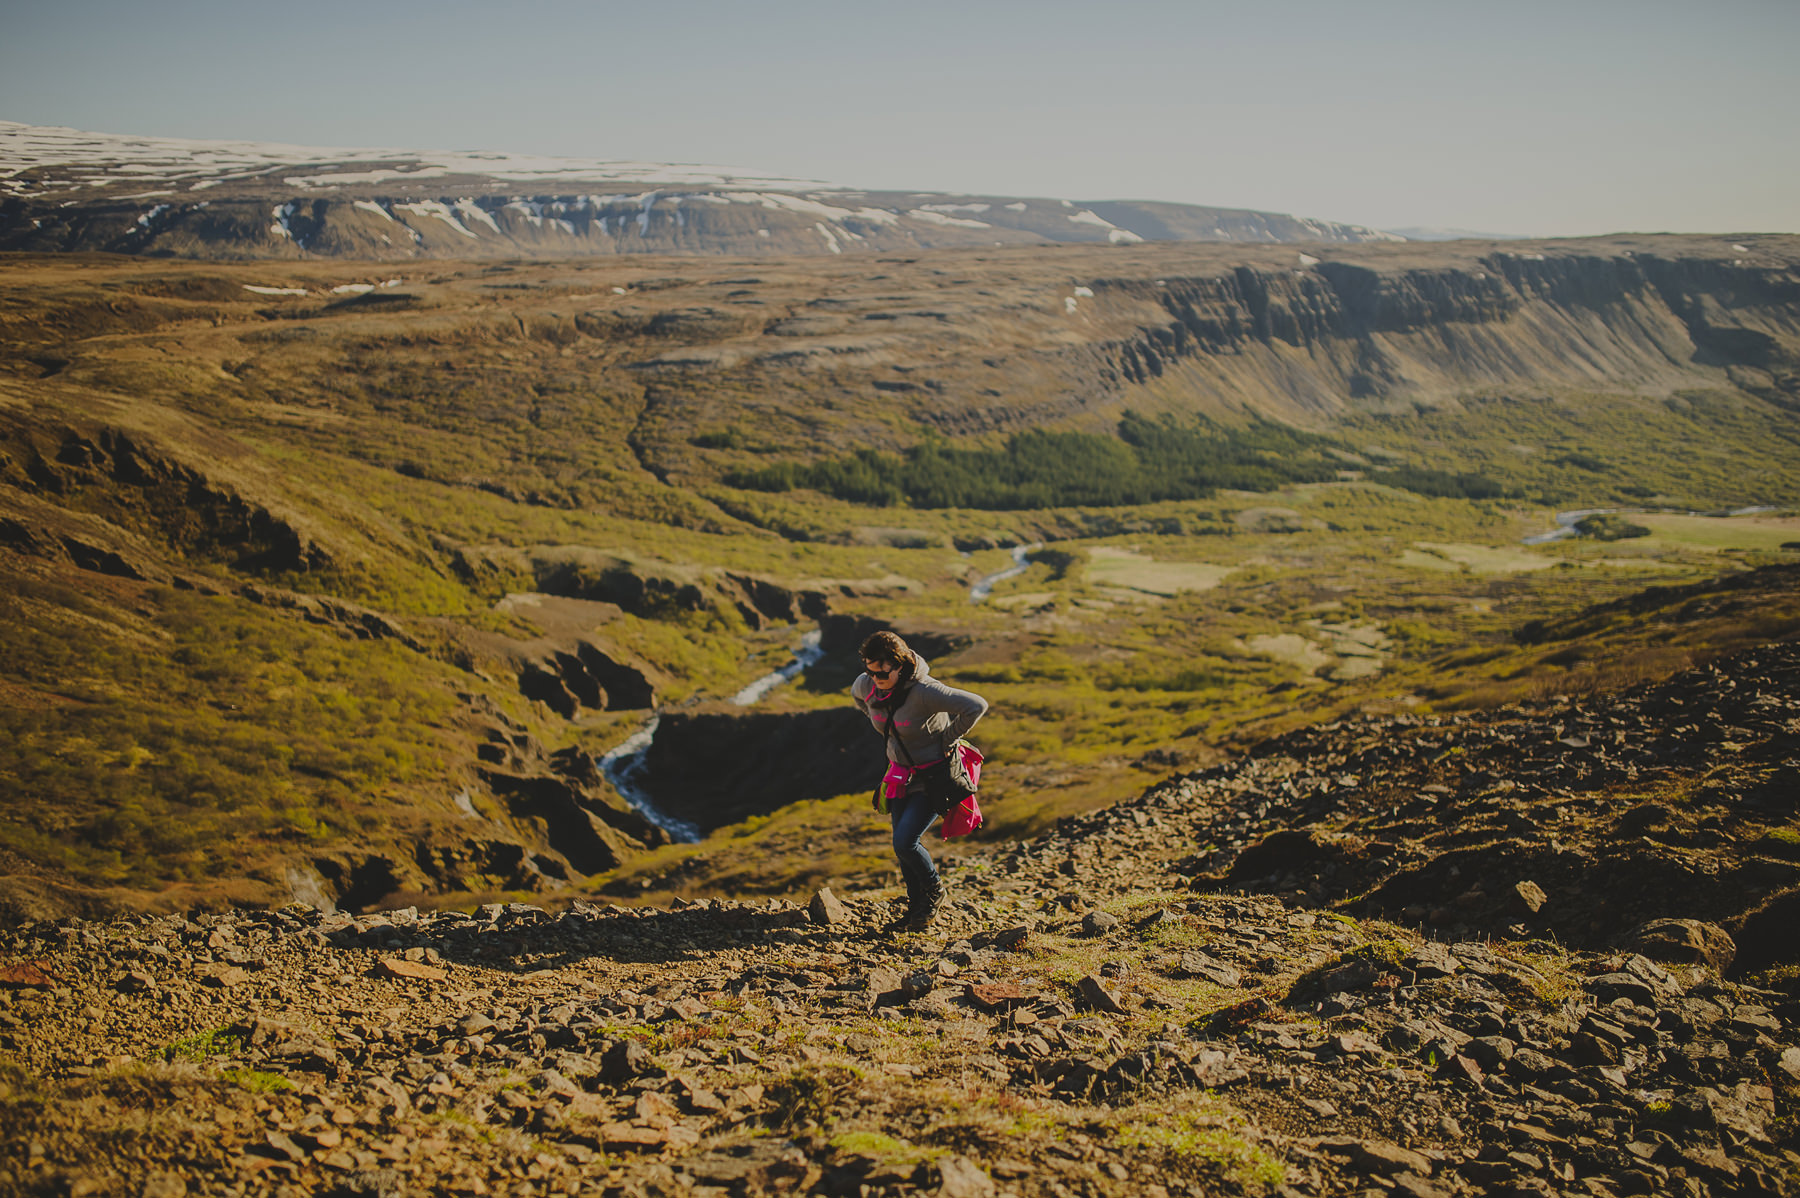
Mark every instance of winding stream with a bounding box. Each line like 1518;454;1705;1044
729;628;824;705
600;627;823;843
970;544;1039;601
1521;509;1612;545
1521;505;1776;545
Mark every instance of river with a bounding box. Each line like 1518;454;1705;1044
970;544;1039;601
1521;505;1776;545
599;626;823;844
1521;509;1612;545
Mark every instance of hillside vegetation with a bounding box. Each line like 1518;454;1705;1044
0;235;1797;920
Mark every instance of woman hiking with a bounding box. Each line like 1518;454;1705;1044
852;631;988;933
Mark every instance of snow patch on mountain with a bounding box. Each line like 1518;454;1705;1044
394;200;477;239
907;208;991;229
0;121;834;198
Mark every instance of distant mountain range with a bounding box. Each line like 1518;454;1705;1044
0;121;1407;259
1387;226;1533;242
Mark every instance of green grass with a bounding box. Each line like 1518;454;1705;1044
221;1068;294;1094
159;1028;245;1064
828;1129;943;1164
0;581;461;888
1108;1098;1286;1191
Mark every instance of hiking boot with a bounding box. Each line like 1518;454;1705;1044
919;877;945;923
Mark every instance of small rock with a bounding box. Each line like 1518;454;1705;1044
0;961;57;988
1076;975;1126;1014
1174;952;1241;988
533;1068;579;1096
1319;1137;1433;1177
938;1154;997;1198
655;996;710;1022
142;1173;187;1198
1333;1032;1380;1057
1391;1174;1448;1198
1779;1047;1800;1081
1082;910;1120;935
1401;943;1460;978
1512;881;1548;915
1625;919;1736;973
1314;958;1381;994
900;972;935;1000
808;888;849;926
1584;972;1657;1006
685;1088;726;1115
1463;1036;1516;1071
203;967;248;989
966;983;1028;1011
264;1130;308;1163
1507;1048;1559;1078
373;958;446;983
116;970;156;994
991;925;1031;951
601;1122;667;1151
601;1038;653;1082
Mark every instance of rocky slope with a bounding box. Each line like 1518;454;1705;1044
2;641;1795;1197
0;122;1402;260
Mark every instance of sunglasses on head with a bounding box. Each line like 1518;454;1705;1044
864;662;899;679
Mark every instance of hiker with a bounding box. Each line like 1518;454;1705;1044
852;631;988;932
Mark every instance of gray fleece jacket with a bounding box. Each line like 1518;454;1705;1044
851;657;988;766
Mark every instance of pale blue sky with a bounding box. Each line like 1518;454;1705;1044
3;0;1795;236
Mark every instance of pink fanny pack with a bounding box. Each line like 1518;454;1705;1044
881;762;913;799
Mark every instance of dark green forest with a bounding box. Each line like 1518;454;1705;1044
724;414;1389;509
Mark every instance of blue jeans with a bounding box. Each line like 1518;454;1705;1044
890;786;941;909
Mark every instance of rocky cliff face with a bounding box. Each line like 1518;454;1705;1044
1087;247;1800;412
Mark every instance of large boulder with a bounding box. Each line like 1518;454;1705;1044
1624;918;1736;972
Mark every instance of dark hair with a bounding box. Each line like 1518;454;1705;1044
859;630;916;681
